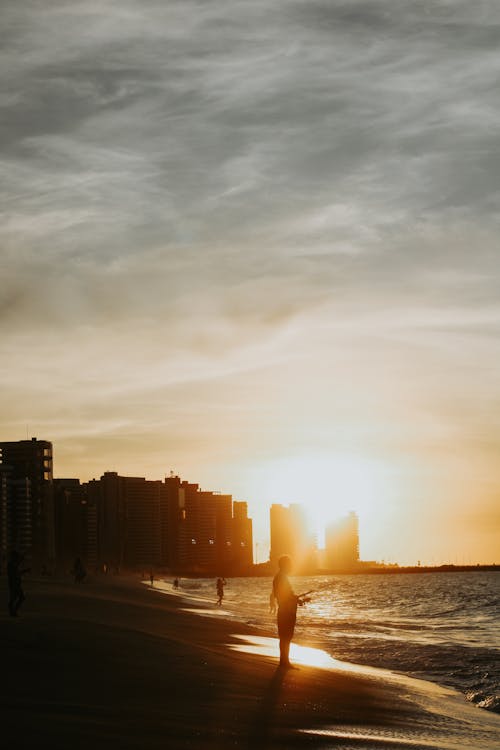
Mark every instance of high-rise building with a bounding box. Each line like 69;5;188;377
325;511;359;570
270;502;316;571
163;476;199;572
232;501;253;572
87;472;164;569
124;476;164;567
0;438;55;566
54;479;97;571
0;466;32;567
164;475;253;574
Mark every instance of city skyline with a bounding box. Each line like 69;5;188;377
2;435;498;568
2;3;500;566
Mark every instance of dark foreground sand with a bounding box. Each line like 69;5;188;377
1;576;498;749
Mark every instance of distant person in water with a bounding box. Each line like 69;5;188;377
216;577;226;606
7;550;29;617
272;555;308;668
173;578;179;589
150;570;154;587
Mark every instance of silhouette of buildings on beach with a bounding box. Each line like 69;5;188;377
2;436;366;576
1;438;253;575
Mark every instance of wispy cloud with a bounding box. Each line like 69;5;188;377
2;1;500;561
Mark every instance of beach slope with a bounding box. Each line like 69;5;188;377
1;577;498;749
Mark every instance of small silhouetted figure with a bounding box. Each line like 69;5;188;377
216;577;226;606
173;578;179;589
7;550;29;617
150;570;154;587
71;557;86;583
272;555;306;668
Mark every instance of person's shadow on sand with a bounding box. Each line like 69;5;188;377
246;666;286;749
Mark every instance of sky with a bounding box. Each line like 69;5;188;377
1;1;500;565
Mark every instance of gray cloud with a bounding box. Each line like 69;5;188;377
1;1;500;541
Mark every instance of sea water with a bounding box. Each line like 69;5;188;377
158;570;499;713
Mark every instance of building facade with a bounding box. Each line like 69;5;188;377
0;438;55;566
232;501;253;572
325;511;359;570
164;475;253;574
54;478;98;571
270;502;315;571
86;472;164;570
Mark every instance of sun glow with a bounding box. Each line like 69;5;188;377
251;453;393;548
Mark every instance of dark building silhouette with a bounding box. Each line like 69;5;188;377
325;511;359;570
87;472;164;570
164;475;253;574
0;438;254;574
54;479;97;571
0;438;55;566
232;501;253;571
0;467;32;568
163;475;198;571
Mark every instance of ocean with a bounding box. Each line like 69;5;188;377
156;570;499;713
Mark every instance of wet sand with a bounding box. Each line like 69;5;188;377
1;576;498;749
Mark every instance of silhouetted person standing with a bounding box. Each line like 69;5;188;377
7;550;28;617
272;555;306;668
216;577;226;606
71;557;86;583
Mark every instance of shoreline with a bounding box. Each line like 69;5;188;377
1;574;499;749
251;565;500;577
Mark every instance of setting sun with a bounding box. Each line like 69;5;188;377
248;453;394;548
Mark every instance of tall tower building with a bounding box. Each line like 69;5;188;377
164;475;253;574
54;478;98;571
0;438;55;566
87;472;164;570
270;502;313;570
232;501;253;571
325;511;359;570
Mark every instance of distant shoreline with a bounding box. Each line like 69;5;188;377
250;562;500;577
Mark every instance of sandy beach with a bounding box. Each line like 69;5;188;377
1;575;498;749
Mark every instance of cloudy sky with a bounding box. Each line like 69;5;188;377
2;1;500;564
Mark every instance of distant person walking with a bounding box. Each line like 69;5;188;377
216;577;226;606
272;555;308;668
7;550;29;617
71;557;86;583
